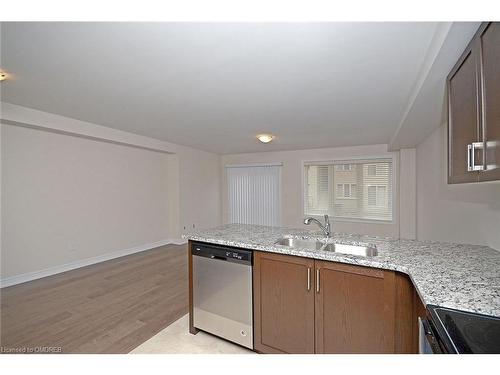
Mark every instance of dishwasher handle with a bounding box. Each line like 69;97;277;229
210;254;227;261
191;242;253;265
418;317;443;354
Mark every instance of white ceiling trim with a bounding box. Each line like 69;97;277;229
1;102;178;154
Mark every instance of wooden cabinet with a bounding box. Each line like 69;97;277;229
447;41;481;183
253;251;315;353
448;22;500;183
253;251;420;354
314;261;396;353
478;22;500;182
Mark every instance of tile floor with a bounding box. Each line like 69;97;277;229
130;315;253;354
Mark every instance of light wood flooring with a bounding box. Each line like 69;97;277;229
0;244;188;353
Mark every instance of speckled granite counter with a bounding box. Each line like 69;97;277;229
183;224;500;317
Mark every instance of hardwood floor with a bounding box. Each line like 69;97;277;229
0;244;188;353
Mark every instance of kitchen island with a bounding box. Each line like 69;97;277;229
183;224;500;353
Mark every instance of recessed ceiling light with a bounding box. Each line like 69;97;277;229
0;71;7;82
257;134;274;143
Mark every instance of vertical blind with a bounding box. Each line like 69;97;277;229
304;159;393;221
226;164;282;226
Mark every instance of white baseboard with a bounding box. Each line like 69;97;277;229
0;239;185;288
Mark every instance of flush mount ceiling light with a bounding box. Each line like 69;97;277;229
0;71;7;81
257;134;275;143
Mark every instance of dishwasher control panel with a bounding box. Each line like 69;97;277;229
226;251;244;260
192;242;253;264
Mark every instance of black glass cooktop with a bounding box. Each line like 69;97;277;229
428;305;500;354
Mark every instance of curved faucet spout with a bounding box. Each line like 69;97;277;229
303;214;331;238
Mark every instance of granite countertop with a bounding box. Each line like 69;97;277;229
183;223;500;317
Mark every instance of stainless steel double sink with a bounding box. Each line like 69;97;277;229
275;237;378;257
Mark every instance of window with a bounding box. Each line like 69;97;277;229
335;164;352;171
350;184;357;198
344;183;350;198
227;164;282;226
337;183;357;198
304;159;393;221
367;164;377;176
367;185;386;207
336;183;343;197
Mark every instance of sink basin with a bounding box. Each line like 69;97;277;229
275;238;323;250
275;237;378;257
322;243;378;257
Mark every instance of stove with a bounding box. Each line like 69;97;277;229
423;305;500;354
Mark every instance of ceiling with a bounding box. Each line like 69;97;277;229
0;22;477;154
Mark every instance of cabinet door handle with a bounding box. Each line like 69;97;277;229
307;267;311;291
467;144;472;172
468;142;485;172
472;142;484;171
316;268;320;293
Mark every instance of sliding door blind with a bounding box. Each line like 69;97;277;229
304;159;393;221
227;164;281;226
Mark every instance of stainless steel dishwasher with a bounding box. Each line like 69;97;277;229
192;242;253;349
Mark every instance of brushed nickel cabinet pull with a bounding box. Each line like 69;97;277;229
316;268;320;293
307;267;311;291
468;142;485;172
467;144;472;171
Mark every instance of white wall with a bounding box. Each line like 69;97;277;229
0;104;222;283
1;123;171;278
399;148;417;239
221;144;407;238
178;146;221;235
416;124;500;250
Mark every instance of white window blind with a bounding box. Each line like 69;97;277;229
226;164;281;226
304;159;393;221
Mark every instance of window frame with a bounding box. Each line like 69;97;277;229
301;155;397;224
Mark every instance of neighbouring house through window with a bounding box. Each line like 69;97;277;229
304;159;393;221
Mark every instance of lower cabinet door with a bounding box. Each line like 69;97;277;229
314;260;396;353
253;251;315;353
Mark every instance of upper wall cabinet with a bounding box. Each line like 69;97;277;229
447;22;500;184
479;23;500;182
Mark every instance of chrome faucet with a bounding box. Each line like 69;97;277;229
304;214;331;238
